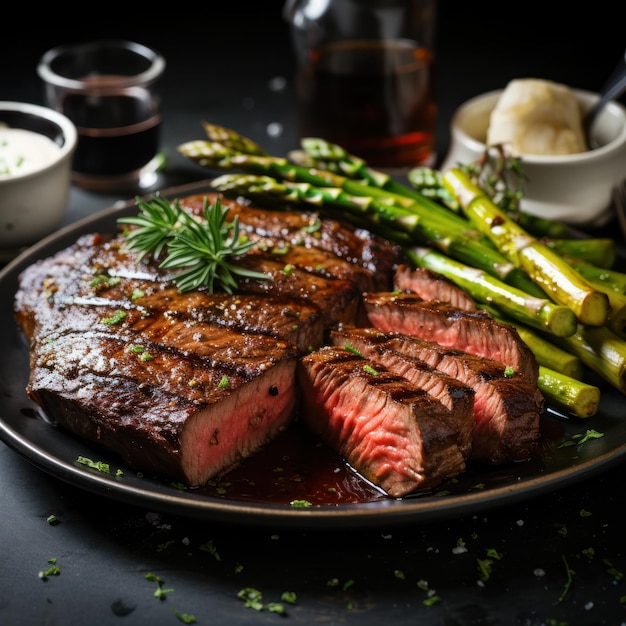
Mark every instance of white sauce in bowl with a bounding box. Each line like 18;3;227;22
0;127;61;180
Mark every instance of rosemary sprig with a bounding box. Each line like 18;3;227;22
118;194;269;293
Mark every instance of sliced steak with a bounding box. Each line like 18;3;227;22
330;326;475;458
297;346;466;496
393;265;477;311
329;326;542;465
362;291;539;382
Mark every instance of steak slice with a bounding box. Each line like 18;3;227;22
330;326;542;465
363;291;539;382
297;346;466;497
394;265;477;311
330;326;475;458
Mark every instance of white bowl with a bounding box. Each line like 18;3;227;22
0;101;77;249
441;89;626;226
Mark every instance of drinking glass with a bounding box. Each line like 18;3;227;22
38;39;166;194
284;0;438;172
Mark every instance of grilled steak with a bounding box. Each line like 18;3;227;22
15;235;327;353
297;346;466;496
393;265;477;311
362;291;539;382
330;326;542;464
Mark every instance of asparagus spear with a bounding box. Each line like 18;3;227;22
442;168;610;327
404;246;577;337
572;274;626;339
290;137;443;209
550;325;626;395
570;262;626;295
543;237;616;269
538;366;600;418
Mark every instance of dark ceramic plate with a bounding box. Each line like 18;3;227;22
1;181;626;529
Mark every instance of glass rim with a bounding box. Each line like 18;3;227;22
37;39;166;89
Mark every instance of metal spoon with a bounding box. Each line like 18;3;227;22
584;49;626;148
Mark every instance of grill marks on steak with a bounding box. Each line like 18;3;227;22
330;326;542;464
362;291;539;383
297;346;466;497
29;329;298;487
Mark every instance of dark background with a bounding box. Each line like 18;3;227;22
2;1;624;172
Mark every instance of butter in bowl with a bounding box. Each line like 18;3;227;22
0;102;77;257
441;79;626;227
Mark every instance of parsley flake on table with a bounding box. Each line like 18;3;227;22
171;608;196;624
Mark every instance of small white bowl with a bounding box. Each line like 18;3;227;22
441;89;626;226
0;101;77;250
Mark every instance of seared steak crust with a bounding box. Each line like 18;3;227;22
297;346;466;496
363;291;539;383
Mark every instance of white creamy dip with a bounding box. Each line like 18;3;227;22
0;127;61;179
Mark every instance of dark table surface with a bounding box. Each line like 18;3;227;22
2;3;626;625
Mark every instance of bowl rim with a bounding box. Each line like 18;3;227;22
449;87;626;164
0;101;78;182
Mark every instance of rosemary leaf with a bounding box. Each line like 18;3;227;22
118;194;269;293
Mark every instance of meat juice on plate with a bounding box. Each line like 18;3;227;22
63;77;161;178
295;40;437;170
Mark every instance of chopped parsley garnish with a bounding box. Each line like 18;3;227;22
75;456;110;474
344;344;364;357
102;310;127;326
290;499;313;508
